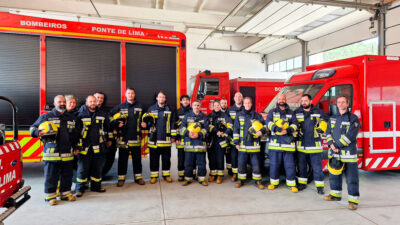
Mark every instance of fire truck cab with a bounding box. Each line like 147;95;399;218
189;70;285;114
263;55;400;171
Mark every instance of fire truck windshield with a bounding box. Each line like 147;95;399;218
262;83;324;113
188;76;197;97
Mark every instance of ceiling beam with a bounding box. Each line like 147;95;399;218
0;0;246;28
276;0;379;10
231;0;249;15
213;30;298;40
163;0;167;10
195;0;207;12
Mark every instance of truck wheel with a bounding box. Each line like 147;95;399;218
102;143;117;176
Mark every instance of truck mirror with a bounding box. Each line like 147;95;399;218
0;123;5;131
329;104;338;116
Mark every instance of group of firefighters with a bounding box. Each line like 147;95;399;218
30;87;361;210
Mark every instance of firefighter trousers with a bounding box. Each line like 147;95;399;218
102;140;117;176
208;142;225;176
177;147;197;177
118;146;142;181
150;147;171;178
230;145;239;174
297;152;324;187
177;147;185;177
44;161;73;200
225;146;232;171
184;151;206;182
329;162;360;204
269;150;296;187
238;151;261;181
76;147;106;192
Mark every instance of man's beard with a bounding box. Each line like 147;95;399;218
278;102;286;106
302;104;311;109
56;105;66;113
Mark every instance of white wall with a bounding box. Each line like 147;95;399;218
186;30;277;79
386;5;400;56
266;19;375;64
307;19;375;55
266;42;302;65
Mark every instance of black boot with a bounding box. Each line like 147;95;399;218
297;183;307;191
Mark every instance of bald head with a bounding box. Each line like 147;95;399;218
277;94;286;107
234;92;243;106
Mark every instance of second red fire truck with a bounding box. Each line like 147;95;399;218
263;55;400;171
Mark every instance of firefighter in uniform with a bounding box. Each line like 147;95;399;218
233;97;266;189
30;95;81;205
294;94;328;194
220;98;232;175
94;91;116;177
207;100;233;183
175;95;194;181
324;95;361;210
75;96;111;197
227;92;244;181
266;94;299;193
110;87;145;187
181;100;209;186
143;91;176;184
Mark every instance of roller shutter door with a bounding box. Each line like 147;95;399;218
126;44;177;110
0;33;40;127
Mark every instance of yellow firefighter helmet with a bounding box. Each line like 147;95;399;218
275;119;289;135
38;121;58;136
315;120;328;134
328;157;344;175
248;120;264;137
187;122;201;133
142;112;156;127
112;112;128;122
217;120;229;132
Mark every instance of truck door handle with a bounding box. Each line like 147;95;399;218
384;121;391;129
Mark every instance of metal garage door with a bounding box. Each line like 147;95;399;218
0;33;40;127
46;37;121;109
126;44;177;110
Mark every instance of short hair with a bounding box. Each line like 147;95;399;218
54;95;65;103
86;95;96;101
243;97;252;103
220;98;227;102
192;100;201;105
94;91;105;96
157;91;167;98
213;100;221;105
302;94;312;100
126;87;136;93
337;95;350;104
65;95;76;102
180;94;190;101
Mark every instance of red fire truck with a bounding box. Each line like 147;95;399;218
0;12;186;163
189;71;285;114
0;96;30;224
262;55;400;171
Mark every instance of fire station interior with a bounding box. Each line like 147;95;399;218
1;0;400;224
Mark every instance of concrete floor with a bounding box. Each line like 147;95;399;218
3;147;400;225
